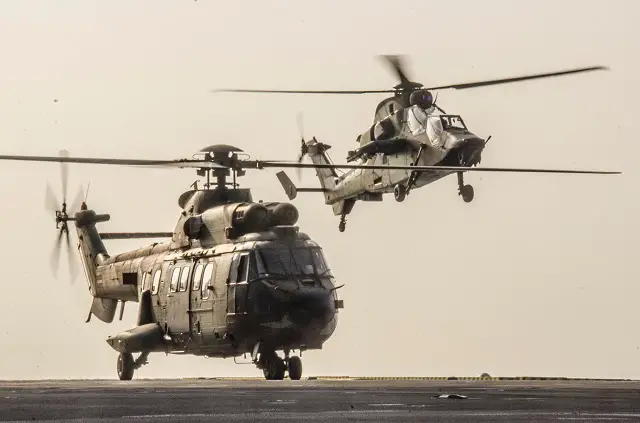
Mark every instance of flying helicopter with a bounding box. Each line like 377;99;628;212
213;55;620;232
5;143;568;381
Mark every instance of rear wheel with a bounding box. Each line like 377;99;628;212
288;356;302;380
262;352;285;380
460;184;474;203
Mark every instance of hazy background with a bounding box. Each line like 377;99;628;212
0;0;637;380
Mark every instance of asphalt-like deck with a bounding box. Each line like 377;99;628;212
1;378;638;422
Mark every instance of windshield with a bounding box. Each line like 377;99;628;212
256;247;330;277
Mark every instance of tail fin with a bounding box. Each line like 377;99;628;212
285;137;353;218
303;137;338;194
73;208;118;323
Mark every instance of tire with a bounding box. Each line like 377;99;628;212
117;353;134;381
288;356;302;380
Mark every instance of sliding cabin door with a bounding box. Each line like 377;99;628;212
166;261;192;340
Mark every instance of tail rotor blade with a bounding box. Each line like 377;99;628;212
69;185;84;214
50;230;64;278
45;183;59;213
59;150;69;204
295;112;307;181
296;112;305;140
64;229;78;285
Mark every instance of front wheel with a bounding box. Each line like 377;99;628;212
394;184;406;202
117;352;134;381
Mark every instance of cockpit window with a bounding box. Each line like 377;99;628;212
311;249;330;275
440;115;467;130
407;106;428;136
256;247;330;277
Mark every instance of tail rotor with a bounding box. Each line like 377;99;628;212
45;149;84;284
295;112;309;180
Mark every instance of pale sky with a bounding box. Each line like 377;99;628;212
0;0;637;380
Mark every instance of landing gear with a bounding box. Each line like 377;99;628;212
256;350;304;380
116;351;149;381
457;172;474;203
338;214;347;232
404;143;425;198
394;184;406;202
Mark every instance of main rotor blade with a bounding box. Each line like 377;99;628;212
99;232;173;239
0;154;228;169
380;55;412;86
425;66;608;91
212;65;607;95
253;161;621;175
212;88;395;95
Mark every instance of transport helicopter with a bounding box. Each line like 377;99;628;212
6;143;584;380
214;55;619;232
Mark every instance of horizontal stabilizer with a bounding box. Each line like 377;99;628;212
276;171;328;201
276;171;297;200
89;297;118;323
99;232;173;239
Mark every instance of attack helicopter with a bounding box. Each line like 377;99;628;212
4;143;561;380
214;55;620;232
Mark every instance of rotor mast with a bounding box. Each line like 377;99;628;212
195;144;246;191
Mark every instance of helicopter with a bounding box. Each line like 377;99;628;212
5;143;567;381
213;55;620;232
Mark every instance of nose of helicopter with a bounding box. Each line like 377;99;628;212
447;135;486;166
287;286;336;327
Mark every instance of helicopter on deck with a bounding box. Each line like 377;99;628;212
213;55;620;232
4;143;559;380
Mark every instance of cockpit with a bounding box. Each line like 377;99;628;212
407;106;468;143
255;246;331;278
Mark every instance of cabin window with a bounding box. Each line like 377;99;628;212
141;272;148;291
169;267;181;293
179;266;190;292
122;272;137;286
201;262;215;299
151;269;161;294
192;263;204;291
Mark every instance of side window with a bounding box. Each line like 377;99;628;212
169;267;180;293
237;254;249;283
201;262;215;299
178;266;190;292
151;269;161;294
192;263;204;291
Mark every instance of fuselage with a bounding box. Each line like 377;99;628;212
75;206;341;359
318;105;486;206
